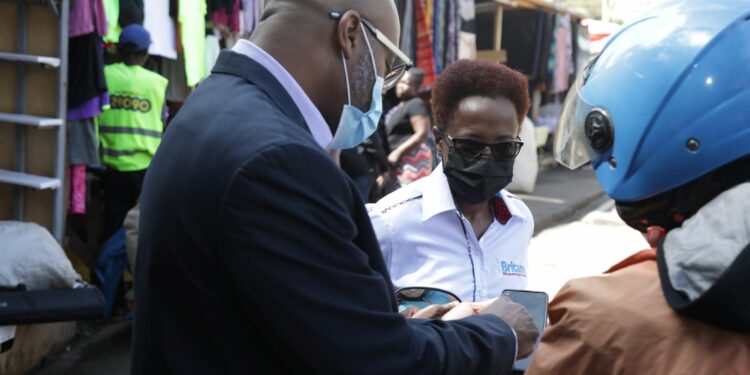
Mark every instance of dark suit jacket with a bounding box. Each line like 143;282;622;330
132;50;517;374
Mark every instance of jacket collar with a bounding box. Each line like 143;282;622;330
211;49;309;133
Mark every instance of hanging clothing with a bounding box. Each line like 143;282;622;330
179;0;207;87
241;0;262;34
212;0;241;33
144;0;178;59
68;33;108;110
68;93;109;121
204;35;221;76
425;0;434;29
398;0;415;61
207;0;233;14
67;118;101;167
102;0;120;43
414;0;436;89
160;54;192;102
445;0;458;66
537;12;554;87
552;14;573;93
69;165;87;215
502;9;547;79
69;0;108;38
457;0;476;60
119;0;144;27
433;0;446;74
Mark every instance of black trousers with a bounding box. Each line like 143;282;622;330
102;169;146;242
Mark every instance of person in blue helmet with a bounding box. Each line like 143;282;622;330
526;1;750;373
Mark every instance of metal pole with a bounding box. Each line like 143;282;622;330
53;0;69;243
12;1;28;221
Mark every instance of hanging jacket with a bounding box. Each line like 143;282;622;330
527;183;750;374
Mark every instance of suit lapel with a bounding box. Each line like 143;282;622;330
211;50;309;131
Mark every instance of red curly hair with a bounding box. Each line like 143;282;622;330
431;60;530;130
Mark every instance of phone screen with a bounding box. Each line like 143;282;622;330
501;289;549;372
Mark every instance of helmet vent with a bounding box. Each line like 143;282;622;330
585;109;615;153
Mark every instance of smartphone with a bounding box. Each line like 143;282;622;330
501;289;549;372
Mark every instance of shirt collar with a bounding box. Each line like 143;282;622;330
421;164;530;224
232;40;333;149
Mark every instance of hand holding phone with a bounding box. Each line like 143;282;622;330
501;290;549;372
478;296;539;360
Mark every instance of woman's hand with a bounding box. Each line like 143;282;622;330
440;298;499;320
402;302;459;319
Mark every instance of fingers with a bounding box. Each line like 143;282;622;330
410;302;458;319
400;306;420;318
441;302;478;321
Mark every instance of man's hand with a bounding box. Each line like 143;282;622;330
479;297;539;359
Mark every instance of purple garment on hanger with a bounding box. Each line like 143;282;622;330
242;0;262;34
69;0;108;38
67;92;110;121
212;0;241;33
446;0;457;65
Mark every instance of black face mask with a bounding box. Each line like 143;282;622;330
443;147;515;204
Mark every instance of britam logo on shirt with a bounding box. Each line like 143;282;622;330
499;260;527;277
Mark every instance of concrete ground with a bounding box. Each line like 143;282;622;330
33;165;625;374
527;200;648;298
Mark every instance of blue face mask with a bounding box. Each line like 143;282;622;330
329;27;384;150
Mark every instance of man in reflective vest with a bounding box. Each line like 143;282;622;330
98;24;168;241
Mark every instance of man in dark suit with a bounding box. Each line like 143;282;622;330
132;0;537;373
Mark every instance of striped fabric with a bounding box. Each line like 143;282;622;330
393;142;434;188
414;0;437;88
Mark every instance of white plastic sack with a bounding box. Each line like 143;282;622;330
0;221;81;290
507;117;539;194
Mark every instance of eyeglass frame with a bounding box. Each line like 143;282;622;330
329;11;414;91
442;133;525;159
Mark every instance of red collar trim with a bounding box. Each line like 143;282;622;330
492;196;512;225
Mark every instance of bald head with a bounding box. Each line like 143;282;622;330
262;0;399;44
250;0;401;130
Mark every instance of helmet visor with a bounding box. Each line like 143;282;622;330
554;64;600;169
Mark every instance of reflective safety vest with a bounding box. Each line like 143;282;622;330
98;63;168;172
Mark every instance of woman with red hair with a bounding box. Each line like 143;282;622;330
368;59;535;302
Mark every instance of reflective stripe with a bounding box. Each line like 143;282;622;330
102;149;143;157
99;125;162;138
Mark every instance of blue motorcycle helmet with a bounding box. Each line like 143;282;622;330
555;0;750;232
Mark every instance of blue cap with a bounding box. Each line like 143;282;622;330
118;24;152;52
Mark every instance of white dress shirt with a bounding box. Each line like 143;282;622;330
368;164;533;302
232;40;333;149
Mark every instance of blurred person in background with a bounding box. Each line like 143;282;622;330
98;24;168;242
369;60;534;303
383;67;433;192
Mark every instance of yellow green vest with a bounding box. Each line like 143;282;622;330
98;63;169;172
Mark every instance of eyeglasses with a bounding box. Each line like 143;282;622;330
329;11;414;91
443;134;524;159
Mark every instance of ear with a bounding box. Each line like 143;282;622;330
336;11;363;60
